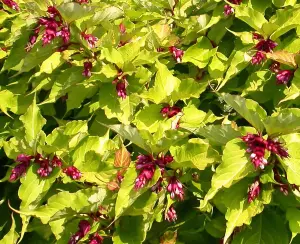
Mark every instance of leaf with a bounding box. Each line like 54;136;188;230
215;179;272;243
102;124;151;152
169;138;219;170
263;109;300;136
234;4;268;31
201;138;254;210
141;62;181;104
25;187;104;224
270;8;300;40
221;93;267;133
0;214;18;244
57;3;95;23
39;52;64;74
232;209;289;244
19;97;46;152
287;208;300;238
86;6;123;26
266;50;297;68
0;90;15;117
114;145;131;168
280;134;300;186
196;124;242;146
113;215;150;244
182;37;215;68
18;164;59;210
115;166;160;218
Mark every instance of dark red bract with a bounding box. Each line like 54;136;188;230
169;46;184;63
89;233;104;244
160;105;182;118
81;32;98;48
2;0;19;11
116;81;127;99
82;61;93;78
251;51;265;65
69;220;91;244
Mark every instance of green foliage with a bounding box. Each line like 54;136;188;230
0;0;300;243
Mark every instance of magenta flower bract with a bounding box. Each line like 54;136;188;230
247;180;260;203
165;205;177;222
16;154;33;164
89;233;104;244
255;39;277;53
75;0;89;4
63;166;82;180
2;0;19;11
167;176;184;201
81;32;98;48
116;81;127;99
267;138;289;158
276;70;294;85
169;46;184;63
34;154;62;178
160;105;182;118
68;220;91;244
241;133;268;169
82;61;93;78
9;162;30;181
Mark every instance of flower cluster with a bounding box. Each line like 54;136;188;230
81;31;98;48
251;33;277;65
241;133;289;169
269;62;294;85
247;179;260;203
169;46;184;63
63;166;82;180
112;68;128;99
134;154;173;190
26;6;70;51
35;154;62;177
69;220;91;244
2;0;19;11
9;153;63;181
224;0;242;16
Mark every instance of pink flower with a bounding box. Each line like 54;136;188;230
224;4;234;16
167;176;184;201
169;46;184;63
81;32;98;48
267;138;289;158
56;26;70;44
119;23;126;34
251;51;265;65
165;205;177;222
63;166;82;180
276;70;294;85
247;180;260;203
134;168;155;190
116;81;127;99
241;133;268;169
2;0;19;11
89;233;104;244
34;154;62;178
82;61;93;78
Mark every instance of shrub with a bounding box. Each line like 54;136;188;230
1;0;300;243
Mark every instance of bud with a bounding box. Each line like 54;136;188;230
2;0;19;11
119;23;126;34
169;46;184;63
82;61;93;78
276;70;294;85
269;61;280;73
116;81;127;99
89;233;104;244
247;180;260;203
251;51;265;65
81;32;98;48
